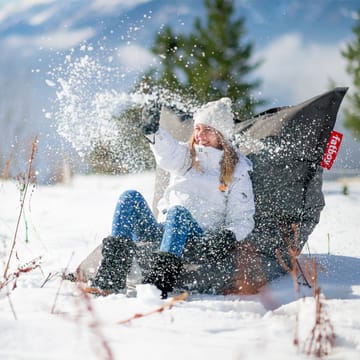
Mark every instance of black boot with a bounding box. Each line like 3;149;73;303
91;236;135;292
143;252;183;299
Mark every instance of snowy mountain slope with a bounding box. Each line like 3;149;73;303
0;173;359;359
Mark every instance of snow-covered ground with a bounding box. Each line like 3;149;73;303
0;172;359;360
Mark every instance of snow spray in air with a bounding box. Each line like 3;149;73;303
45;43;197;173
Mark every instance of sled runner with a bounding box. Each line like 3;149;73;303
73;87;348;294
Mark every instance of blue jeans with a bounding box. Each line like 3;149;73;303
112;190;203;257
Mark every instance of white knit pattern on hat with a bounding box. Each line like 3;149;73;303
193;97;234;138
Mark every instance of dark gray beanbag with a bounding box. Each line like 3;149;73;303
235;87;347;285
75;88;348;294
171;87;348;292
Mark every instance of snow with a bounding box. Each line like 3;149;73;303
1;172;360;360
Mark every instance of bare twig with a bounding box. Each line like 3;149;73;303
278;232;336;357
3;136;38;278
0;256;42;319
276;224;303;348
76;285;115;360
296;259;312;288
51;254;74;314
52;277;115;359
224;241;268;295
291;224;311;287
118;291;189;325
0;256;42;291
1;156;11;179
6;285;18;320
303;259;336;358
40;272;61;288
276;223;311;290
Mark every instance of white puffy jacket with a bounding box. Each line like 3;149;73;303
150;128;255;242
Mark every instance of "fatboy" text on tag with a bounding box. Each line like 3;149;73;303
320;130;343;170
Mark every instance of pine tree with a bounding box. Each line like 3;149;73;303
342;10;360;140
145;0;264;119
91;0;264;175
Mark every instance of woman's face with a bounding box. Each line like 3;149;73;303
194;124;221;148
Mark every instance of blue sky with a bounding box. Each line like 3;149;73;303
0;0;358;105
0;0;359;178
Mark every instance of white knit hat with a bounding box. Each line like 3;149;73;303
193;97;234;139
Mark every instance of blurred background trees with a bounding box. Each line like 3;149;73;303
142;0;264;120
342;9;360;140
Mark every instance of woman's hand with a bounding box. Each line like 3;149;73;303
140;102;161;135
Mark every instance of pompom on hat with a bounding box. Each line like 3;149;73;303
193;97;234;139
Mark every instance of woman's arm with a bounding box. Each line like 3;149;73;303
149;128;191;174
225;171;256;241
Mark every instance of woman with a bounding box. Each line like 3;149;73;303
92;97;255;298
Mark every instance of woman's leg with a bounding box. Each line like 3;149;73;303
143;206;202;298
92;190;162;292
160;205;203;257
112;190;163;243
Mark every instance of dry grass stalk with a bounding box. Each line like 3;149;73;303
82;286;114;296
1;157;11;179
224;241;268;295
0;256;42;291
51;274;65;315
51;255;74;314
276;224;300;296
75;284;115;360
275;223;305;349
0;256;42;320
303;258;336;358
118;291;189;325
6;286;18;320
40;272;60;288
51;266;114;359
277;228;336;357
3;136;38;278
276;223;311;291
276;251;301;348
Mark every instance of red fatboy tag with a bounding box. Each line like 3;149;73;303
320;130;343;170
